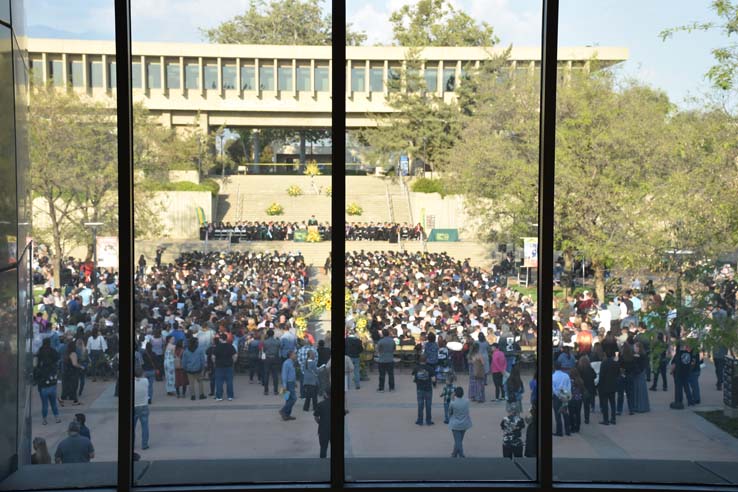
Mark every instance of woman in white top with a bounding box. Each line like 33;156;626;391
86;328;108;381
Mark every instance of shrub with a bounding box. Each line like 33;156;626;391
346;203;363;216
140;179;220;197
410;178;448;197
287;185;303;197
266;202;285;216
304;161;322;177
306;229;322;242
325;185;332;197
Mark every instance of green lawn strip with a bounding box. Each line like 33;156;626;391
696;410;738;439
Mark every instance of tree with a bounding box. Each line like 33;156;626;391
30;86;118;286
660;0;738;92
201;0;366;46
389;0;498;47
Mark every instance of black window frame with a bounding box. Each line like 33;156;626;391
102;0;738;490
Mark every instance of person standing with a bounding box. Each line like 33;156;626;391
448;387;472;458
714;342;728;392
376;329;396;392
314;390;331;458
468;342;486;403
141;343;157;404
567;368;585;433
55;421;94;463
133;368;150;450
491;343;507;401
632;341;651;413
263;329;281;396
577;356;597;425
280;350;298;420
345;330;363;390
650;331;669;392
212;332;237;401
302;351;319;412
86;328;108;382
424;332;440;377
500;404;525;459
182;337;207;400
670;338;695;410
60;341;83;406
598;351;619;425
174;340;188;398
35;338;61;425
412;354;436;426
163;335;176;396
552;361;571;436
32;437;52;464
524;405;537;458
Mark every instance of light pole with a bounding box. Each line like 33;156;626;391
84;222;104;305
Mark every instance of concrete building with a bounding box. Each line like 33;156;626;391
27;39;628;133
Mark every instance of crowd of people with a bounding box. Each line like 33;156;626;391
345;222;425;241
200;216;332;241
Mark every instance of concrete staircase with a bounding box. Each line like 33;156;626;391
212;175;413;225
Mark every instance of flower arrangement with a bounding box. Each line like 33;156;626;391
325;185;332;197
287;185;303;197
306;229;322;243
346;203;363;216
265;203;284;216
304;161;322;177
295;316;308;337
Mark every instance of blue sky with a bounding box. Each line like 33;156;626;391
25;0;728;106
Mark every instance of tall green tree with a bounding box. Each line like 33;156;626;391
660;0;738;92
201;0;366;46
389;0;498;47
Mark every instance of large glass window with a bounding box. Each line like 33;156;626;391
314;66;328;92
369;67;383;92
351;66;365;92
278;65;293;91
132;61;142;89
147;62;161;89
90;61;103;88
204;64;218;89
31;59;43;86
241;65;255;90
166;62;180;90
260;65;275;90
49;59;63;87
296;65;310;91
68;60;83;87
109;61;117;89
222;65;236;89
424;67;437;92
185;63;199;90
443;67;456;92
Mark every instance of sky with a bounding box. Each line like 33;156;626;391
25;0;729;106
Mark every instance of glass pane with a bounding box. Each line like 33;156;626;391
131;0;332;486
278;65;292;91
147;62;161;89
49;60;63;87
240;65;254;90
0;26;16;269
443;67;455;92
1;3;120;489
31;59;43;86
166;63;180;90
296;66;310;91
132;61;142;89
314;66;328;92
424;67;437;92
69;60;83;87
90;61;103;88
109;61;116;89
345;0;541;482
222;65;236;89
370;67;383;92
185;63;199;90
260;65;274;90
553;0;738;485
204;64;217;90
351;66;365;92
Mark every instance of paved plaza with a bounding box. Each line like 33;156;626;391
31;360;738;465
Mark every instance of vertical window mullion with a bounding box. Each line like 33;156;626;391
114;1;134;491
537;0;559;489
331;0;346;488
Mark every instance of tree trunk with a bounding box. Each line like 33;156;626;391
594;262;606;304
563;249;574;296
48;198;62;289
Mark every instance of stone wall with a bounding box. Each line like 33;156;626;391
155;191;212;238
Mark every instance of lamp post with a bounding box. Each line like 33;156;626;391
84;222;104;305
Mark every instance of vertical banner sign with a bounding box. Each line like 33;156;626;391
523;237;539;268
97;236;119;268
400;154;409;176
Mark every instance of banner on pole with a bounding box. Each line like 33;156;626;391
97;236;119;268
523;237;538;268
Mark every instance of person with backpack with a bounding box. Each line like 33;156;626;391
412;354;436;425
552;360;571;436
35;338;62;425
302;351;319;412
262;329;281;396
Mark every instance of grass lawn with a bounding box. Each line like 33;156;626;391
696;410;738;439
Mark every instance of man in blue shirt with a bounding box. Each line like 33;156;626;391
556;342;577;371
552;361;572;436
279;329;297;362
279;350;298;421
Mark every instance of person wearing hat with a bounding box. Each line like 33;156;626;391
54;420;95;463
